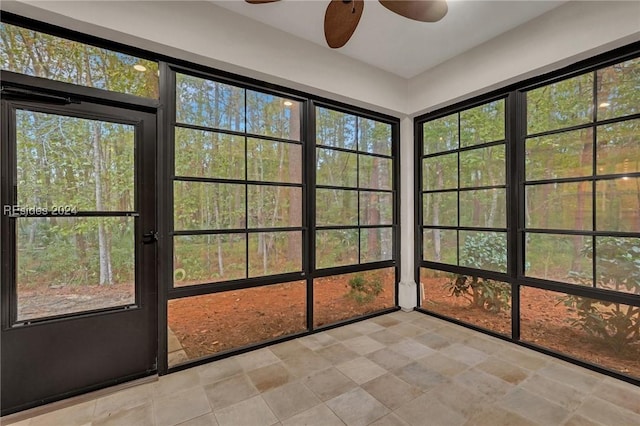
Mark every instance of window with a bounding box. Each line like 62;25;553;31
313;106;397;328
0;22;159;98
421;99;507;273
416;53;640;381
315;107;394;269
524;57;640;294
173;73;303;287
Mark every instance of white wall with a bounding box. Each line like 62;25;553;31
407;0;640;116
398;117;416;310
3;0;408;116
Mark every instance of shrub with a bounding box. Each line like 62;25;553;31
563;237;640;353
445;232;510;313
346;274;383;304
445;275;510;313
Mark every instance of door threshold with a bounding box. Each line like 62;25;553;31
1;375;159;425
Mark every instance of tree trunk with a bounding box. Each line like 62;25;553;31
84;48;113;285
432;163;444;261
368;158;381;259
214;190;224;277
287;105;302;259
572;128;593;271
92;121;113;285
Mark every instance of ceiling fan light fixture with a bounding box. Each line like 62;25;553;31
245;0;449;48
379;0;448;23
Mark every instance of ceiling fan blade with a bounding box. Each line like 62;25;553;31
379;0;448;22
245;0;280;4
324;0;364;49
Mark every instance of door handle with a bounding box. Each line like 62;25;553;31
142;231;158;244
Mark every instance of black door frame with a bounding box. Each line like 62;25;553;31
0;73;161;415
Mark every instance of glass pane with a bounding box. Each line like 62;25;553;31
359;155;392;190
16;110;134;211
595;237;640;294
526;129;593;181
17;217;135;321
248;185;302;228
526;182;593;231
173;234;246;286
316;148;357;188
174;182;245;231
460;145;505;188
174;128;244;179
423;153;457;191
527;73;593;134
168;281;306;365
316;189;357;226
597;57;640;121
422;192;457;227
460;99;505;147
360;228;393;263
246;91;301;141
525;233;592;285
0;23;158;97
423;113;458;155
459;189;506;228
520;287;639;380
423;229;457;265
247;139;302;183
359;118;391;156
420;268;511;337
596;177;640;232
597;120;640;176
249;232;302;277
313;268;395;328
176;73;244;131
316;107;357;150
459;231;507;273
360;192;393;226
316;229;358;269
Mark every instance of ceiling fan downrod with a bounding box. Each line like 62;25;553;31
342;0;356;14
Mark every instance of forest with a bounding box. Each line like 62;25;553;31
1;23;394;320
419;57;639;378
1;22;638;323
422;58;640;292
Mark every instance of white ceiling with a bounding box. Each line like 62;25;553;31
212;0;566;79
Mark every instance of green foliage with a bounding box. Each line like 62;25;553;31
346;274;383;304
563;237;640;353
0;23;159;97
445;232;510;313
527;73;593;134
460;232;507;272
445;275;510;313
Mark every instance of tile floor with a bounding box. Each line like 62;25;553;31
5;310;640;426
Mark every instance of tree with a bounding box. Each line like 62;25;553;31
3;23;154;289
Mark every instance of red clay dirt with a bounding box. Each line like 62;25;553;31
168;270;396;360
17;272;638;378
423;276;639;377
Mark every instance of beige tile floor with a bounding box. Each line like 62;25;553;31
5;310;640;426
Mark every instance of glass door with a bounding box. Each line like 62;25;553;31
1;94;157;415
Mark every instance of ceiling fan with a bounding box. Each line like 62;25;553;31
245;0;448;48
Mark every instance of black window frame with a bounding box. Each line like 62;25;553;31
1;12;401;378
415;41;640;387
168;65;308;296
420;95;509;274
312;102;398;273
